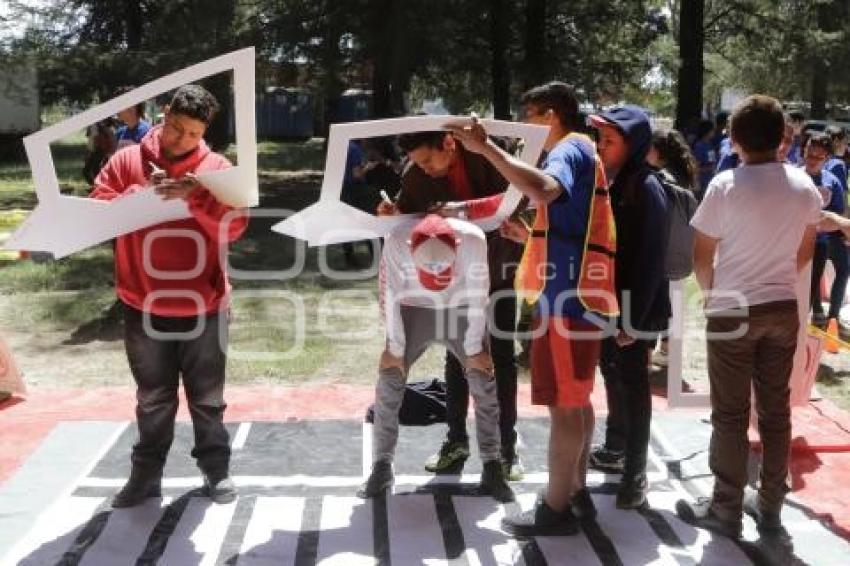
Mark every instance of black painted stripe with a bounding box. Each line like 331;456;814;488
636;506;695;566
531;230;547;237
372;495;391;566
595;189;609;196
580;519;624;566
432;492;469;564
519;538;548;566
55;505;113;565
586;243;616;257
135;491;196;565
294;496;323;566
215;494;257;565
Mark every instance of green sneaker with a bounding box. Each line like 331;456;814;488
424;440;470;473
502;451;525;481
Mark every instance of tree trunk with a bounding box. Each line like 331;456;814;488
675;0;704;132
490;0;511;119
523;0;547;90
124;0;143;50
810;2;831;119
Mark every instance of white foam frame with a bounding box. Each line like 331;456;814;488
271;116;549;246
5;47;257;259
666;268;814;409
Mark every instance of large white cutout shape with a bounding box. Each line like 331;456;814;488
272;116;549;246
5;48;258;259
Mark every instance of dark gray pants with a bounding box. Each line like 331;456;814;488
124;304;230;481
706;300;798;520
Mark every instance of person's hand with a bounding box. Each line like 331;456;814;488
615;329;636;347
819;211;849;235
817;185;831;206
465;351;494;374
379;349;404;371
499;218;530;243
445;114;489;155
432;201;467;219
155;173;200;201
376;200;399;216
147;161;167;186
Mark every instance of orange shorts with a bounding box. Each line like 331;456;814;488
530;316;601;408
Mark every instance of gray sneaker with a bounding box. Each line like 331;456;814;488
203;474;238;504
357;460;394;498
743;490;783;531
112;469;162;508
676;497;742;539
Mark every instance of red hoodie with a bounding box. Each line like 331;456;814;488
90;125;248;317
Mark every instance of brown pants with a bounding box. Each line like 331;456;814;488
705;300;798;520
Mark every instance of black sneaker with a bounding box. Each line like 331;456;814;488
112;469;162;508
571;488;597;520
203;474;238;504
478;460;515;502
616;474;648;509
502;498;579;537
588;445;625;474
676;497;742;539
424;440;470;473
743;490;783;531
357;460;394;498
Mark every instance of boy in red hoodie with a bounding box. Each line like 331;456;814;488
90;84;248;507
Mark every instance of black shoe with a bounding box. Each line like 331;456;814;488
743;490;783;531
571;488;597;520
478;460;515;502
616;474;648;509
112;469;162;508
357;460;394;498
203;474;238;504
502;498;579;537
588;445;625;474
676;497;742;539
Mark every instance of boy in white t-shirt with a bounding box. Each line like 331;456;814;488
359;214;514;503
675;95;822;538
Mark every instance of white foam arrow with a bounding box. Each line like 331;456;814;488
5;47;258;259
272;115;549;246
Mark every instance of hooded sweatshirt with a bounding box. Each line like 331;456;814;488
90;125;248;316
604;106;671;333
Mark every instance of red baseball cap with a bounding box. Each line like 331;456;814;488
409;214;459;291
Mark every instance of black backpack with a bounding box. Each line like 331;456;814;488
365;379;447;426
655;170;698;281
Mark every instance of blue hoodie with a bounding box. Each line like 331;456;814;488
594;105;671;333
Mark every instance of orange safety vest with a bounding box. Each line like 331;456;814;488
515;133;619;316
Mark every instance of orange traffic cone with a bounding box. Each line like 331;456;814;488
825;318;840;354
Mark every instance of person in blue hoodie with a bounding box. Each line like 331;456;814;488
806;132;848;326
587;106;671;509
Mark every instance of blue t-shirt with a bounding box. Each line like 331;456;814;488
715;137;739;173
539;137;596;320
343;141;366;188
116;119;151;148
693;139;717;190
810;168;844;243
787;138;803;166
825;157;848;194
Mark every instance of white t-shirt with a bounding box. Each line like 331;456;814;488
691;162;822;312
379;218;490;357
